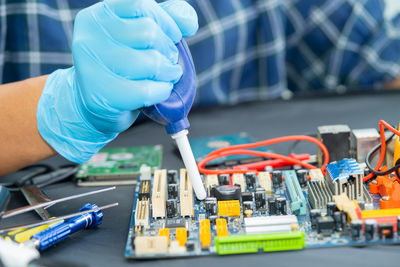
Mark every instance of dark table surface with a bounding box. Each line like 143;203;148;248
2;91;400;267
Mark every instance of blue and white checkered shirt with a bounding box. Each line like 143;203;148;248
1;0;400;107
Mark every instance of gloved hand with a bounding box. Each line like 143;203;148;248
37;0;198;163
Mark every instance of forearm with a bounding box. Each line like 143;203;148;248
0;76;56;176
384;77;400;90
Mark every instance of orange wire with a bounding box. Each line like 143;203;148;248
363;120;400;182
197;135;329;175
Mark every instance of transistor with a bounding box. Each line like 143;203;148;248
365;219;377;241
166;199;177;218
168;184;178;199
296;170;308;188
167;170;178;184
218;174;230;185
271;171;282;188
244;172;257;190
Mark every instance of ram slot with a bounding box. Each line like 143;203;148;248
283;170;307;215
180;169;194;217
151;169;167;218
206;174;219;195
232;173;245;192
257;172;273;195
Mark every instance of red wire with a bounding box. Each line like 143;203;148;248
197;135;329;175
363;120;400;182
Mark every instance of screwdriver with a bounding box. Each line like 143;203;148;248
25;203;106;251
6;218;62;243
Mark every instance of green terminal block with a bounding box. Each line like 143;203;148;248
214;231;305;255
283;170;307;215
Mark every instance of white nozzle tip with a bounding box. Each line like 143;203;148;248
171;130;207;200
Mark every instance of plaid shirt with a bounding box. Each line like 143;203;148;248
1;0;400;107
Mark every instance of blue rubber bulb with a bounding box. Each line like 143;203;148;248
140;40;196;134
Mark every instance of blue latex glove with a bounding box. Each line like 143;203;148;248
37;0;198;163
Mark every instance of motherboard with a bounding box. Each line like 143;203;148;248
125;124;400;259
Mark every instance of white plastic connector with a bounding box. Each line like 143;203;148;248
171;130;207;200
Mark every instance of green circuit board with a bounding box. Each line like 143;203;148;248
75;145;162;184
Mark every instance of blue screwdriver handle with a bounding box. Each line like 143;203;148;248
140;39;197;134
32;203;103;251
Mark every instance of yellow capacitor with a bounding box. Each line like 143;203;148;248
218;200;240;217
216;218;228;237
158;228;170;245
199;219;211;247
175;227;187;246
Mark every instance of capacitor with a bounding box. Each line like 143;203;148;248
310;209;321;229
166;199;177;218
271;171;282;188
398;216;400;234
168;184;178;199
268;198;277;215
244;172;257;190
351;220;363;240
212;185;241;201
276;197;287;215
204;197;217;216
296;170;308;188
242;201;253;212
333;211;345;232
218;174;230;185
255;188;266;209
326;202;338;216
167;170;178;184
365;219;377;241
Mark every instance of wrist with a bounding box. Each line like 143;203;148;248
37;67;118;163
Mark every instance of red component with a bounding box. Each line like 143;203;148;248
197;135;329;176
362;216;398;232
369;167;400;209
232;153;310;171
